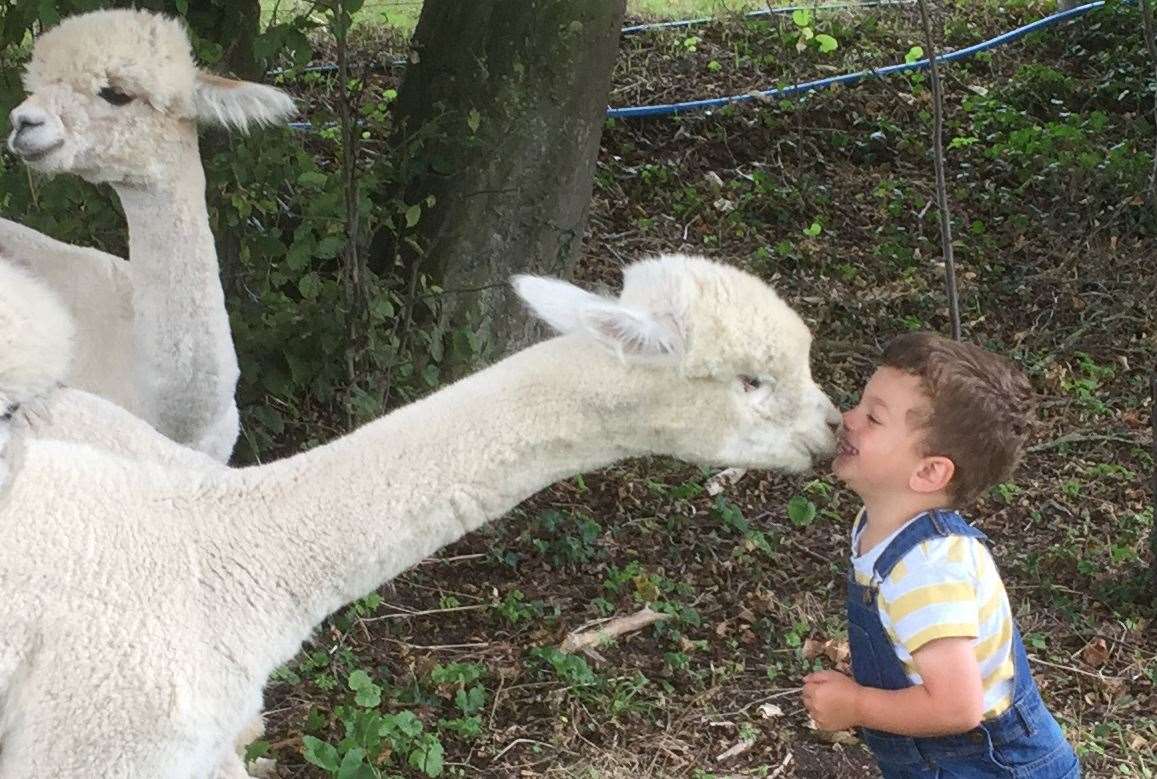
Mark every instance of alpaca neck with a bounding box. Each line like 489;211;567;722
221;337;695;668
112;125;238;448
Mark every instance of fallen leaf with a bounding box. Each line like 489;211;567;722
1080;637;1109;668
758;703;784;719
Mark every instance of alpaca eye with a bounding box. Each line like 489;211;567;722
99;86;133;106
739;375;762;392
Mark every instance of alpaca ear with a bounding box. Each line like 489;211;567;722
512;275;611;335
193;71;296;133
578;303;684;364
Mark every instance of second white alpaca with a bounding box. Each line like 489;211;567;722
4;9;296;461
0;253;838;778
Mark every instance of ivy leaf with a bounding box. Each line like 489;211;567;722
791;8;811;27
405;203;422;228
905;45;925;64
467;109;481;134
302;736;340;772
173;0;189;15
803;221;822;237
815;34;838;54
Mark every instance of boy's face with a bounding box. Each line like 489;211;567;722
833;367;936;500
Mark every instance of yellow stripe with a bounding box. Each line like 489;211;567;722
982;657;1015;692
973;618;1013;666
983;697;1013;719
903;622;979;654
891;559;909;584
855;570;872;586
945;535;968;563
885;582;976;624
977;587;1006;626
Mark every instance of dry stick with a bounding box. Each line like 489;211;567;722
916;0;962;340
1140;0;1157;200
559;607;672;653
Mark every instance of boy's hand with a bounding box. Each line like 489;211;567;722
802;670;862;731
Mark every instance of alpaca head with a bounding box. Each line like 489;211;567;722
0;256;74;414
6;8;296;185
514;254;840;472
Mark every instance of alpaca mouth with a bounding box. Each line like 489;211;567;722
10;137;64;163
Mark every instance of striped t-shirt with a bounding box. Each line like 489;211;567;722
851;510;1015;719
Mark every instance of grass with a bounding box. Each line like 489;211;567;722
259;0;800;35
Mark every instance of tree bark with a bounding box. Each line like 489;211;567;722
391;0;627;357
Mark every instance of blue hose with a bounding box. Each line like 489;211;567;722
286;1;1112;131
607;1;1108;118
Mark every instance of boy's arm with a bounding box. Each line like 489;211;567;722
803;637;984;736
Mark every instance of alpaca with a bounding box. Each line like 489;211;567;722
0;253;839;778
4;8;296;462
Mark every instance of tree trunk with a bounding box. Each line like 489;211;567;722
391;0;627;357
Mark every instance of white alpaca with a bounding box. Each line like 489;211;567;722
4;8;296;462
0;253;839;778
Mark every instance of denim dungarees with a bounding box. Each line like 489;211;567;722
846;510;1080;778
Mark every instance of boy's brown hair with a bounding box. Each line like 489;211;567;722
882;332;1036;506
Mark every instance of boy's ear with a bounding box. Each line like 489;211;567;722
910;455;954;495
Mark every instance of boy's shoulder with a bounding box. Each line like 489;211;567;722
878;530;1004;600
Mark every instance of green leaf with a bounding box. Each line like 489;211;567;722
297;170;329;189
467;109;481;133
409;735;444;777
791;8;811;27
787;495;817;527
405;203;422;228
302;736;341;772
173;0;188;15
348;669;372;690
803;221;822;237
337;747;368;779
298;273;322;301
37;0;60;27
905;45;924;64
315;235;345;259
815;34;838;54
381;710;424;739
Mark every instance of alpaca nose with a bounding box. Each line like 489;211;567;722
9;108;45;136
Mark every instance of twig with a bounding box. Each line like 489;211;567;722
491;738;563;762
361;603;490;621
559;607;671;653
915;0;962;340
1027;653;1122;683
419;552;488;564
769;752;794;779
1026;432;1147;453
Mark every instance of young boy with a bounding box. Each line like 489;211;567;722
802;333;1079;778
